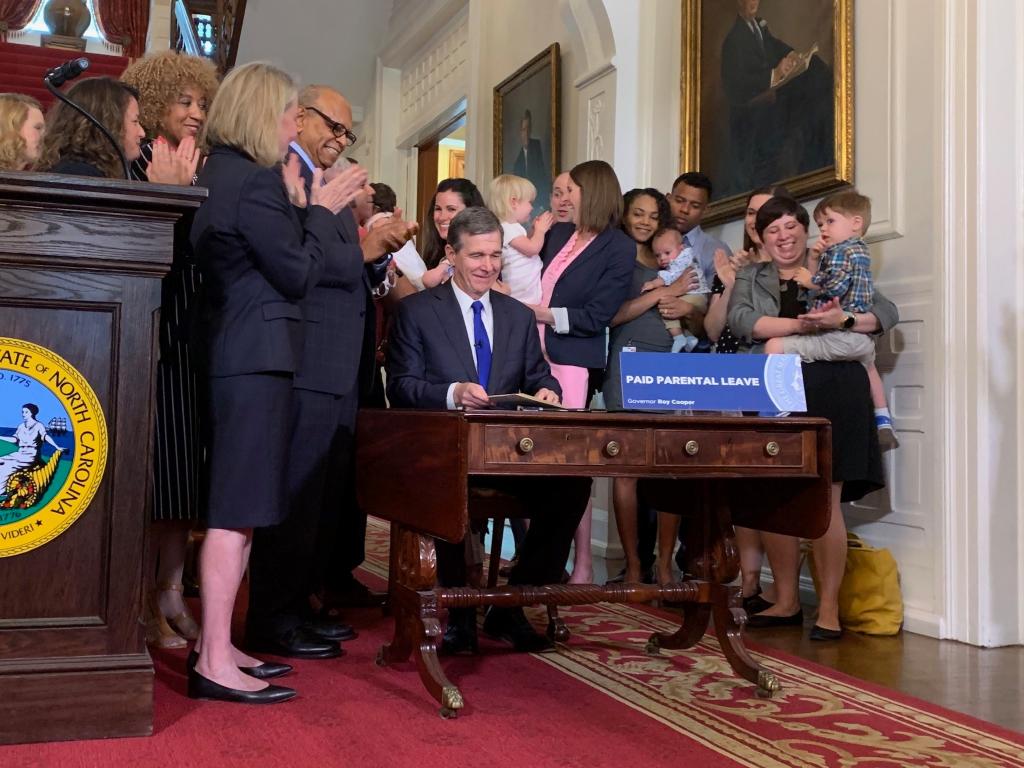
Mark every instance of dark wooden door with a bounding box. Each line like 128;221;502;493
416;138;440;234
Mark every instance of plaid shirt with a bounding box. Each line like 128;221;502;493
810;237;874;312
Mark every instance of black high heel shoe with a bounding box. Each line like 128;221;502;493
187;649;293;680
187;666;296;704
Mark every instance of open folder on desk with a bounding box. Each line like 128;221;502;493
487;392;570;410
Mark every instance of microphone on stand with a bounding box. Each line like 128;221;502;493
43;58;131;179
44;57;89;87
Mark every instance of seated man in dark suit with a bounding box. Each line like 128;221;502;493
387;206;591;654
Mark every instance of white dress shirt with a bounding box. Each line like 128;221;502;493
445;281;494;409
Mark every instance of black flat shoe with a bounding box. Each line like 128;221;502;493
246;627;343;659
187;650;293;680
483;606;555;653
745;609;804;628
440;622;479;656
440;607;479;656
742;593;774;616
187;667;296;704
809;624;843;641
303;619;357;642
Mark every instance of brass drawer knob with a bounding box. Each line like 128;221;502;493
518;437;534;454
765;441;780;457
604;440;621;457
684;440;700;456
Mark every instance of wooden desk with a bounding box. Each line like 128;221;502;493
356;409;831;717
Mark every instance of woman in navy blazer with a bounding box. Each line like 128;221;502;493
187;62;363;705
529;160;635;582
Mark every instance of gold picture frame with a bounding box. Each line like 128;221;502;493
493;43;561;214
680;0;853;226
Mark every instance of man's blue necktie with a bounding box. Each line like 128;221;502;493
471;300;492;391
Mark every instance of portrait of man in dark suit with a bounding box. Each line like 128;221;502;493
701;0;837;200
512;110;551;212
496;45;560;216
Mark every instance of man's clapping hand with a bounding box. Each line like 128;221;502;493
310;162;368;214
363;206;418;263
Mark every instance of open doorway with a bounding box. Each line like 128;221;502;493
415;113;466;230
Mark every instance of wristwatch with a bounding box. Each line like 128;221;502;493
841;312;856;330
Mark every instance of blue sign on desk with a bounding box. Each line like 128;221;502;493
619;352;807;412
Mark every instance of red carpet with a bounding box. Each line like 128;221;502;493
0;616;732;768
0;42;129;109
3;518;1022;767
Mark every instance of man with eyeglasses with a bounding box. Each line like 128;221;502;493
246;84;417;660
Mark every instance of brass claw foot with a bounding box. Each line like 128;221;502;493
756;669;781;698
441;685;464;713
645;634;662;656
547;617;570;642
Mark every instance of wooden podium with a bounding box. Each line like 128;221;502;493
0;172;204;744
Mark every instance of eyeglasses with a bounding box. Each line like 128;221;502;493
304;105;357;146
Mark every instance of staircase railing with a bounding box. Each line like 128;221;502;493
172;0;202;57
214;0;246;74
170;0;245;74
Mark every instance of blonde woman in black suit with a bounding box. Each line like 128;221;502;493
187;62;366;704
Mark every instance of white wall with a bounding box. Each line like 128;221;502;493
235;0;393;122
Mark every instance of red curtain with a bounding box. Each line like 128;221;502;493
94;0;148;59
0;0;42;41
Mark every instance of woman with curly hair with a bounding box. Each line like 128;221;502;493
121;50;218;185
37;76;146;178
119;51;220;650
0;94;45;171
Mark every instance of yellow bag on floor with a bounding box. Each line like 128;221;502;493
805;533;903;636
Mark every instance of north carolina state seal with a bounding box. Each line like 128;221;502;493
0;338;108;557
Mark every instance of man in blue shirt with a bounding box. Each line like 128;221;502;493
666;171;733;289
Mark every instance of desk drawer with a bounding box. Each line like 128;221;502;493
475;425;647;467
653;429;810;469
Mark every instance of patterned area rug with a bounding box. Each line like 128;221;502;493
363;518;1024;768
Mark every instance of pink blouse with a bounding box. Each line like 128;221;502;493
538;231;591;409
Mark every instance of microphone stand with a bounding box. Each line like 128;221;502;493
44;79;131;180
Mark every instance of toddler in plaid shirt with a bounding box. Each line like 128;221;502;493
765;191;897;447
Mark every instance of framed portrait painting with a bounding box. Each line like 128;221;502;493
680;0;853;225
493;43;561;215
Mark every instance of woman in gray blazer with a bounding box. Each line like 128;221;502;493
728;195;898;642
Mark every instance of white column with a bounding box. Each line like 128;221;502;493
940;0;1024;646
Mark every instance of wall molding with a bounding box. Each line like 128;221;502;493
939;0;1024;647
380;0;468;69
396;10;470;141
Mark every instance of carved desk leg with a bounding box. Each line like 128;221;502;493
377;523;464;717
546;605;569;642
705;495;779;696
378;524;435;666
710;583;780;698
649;486;722;655
646;600;712;656
415;591;464;718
